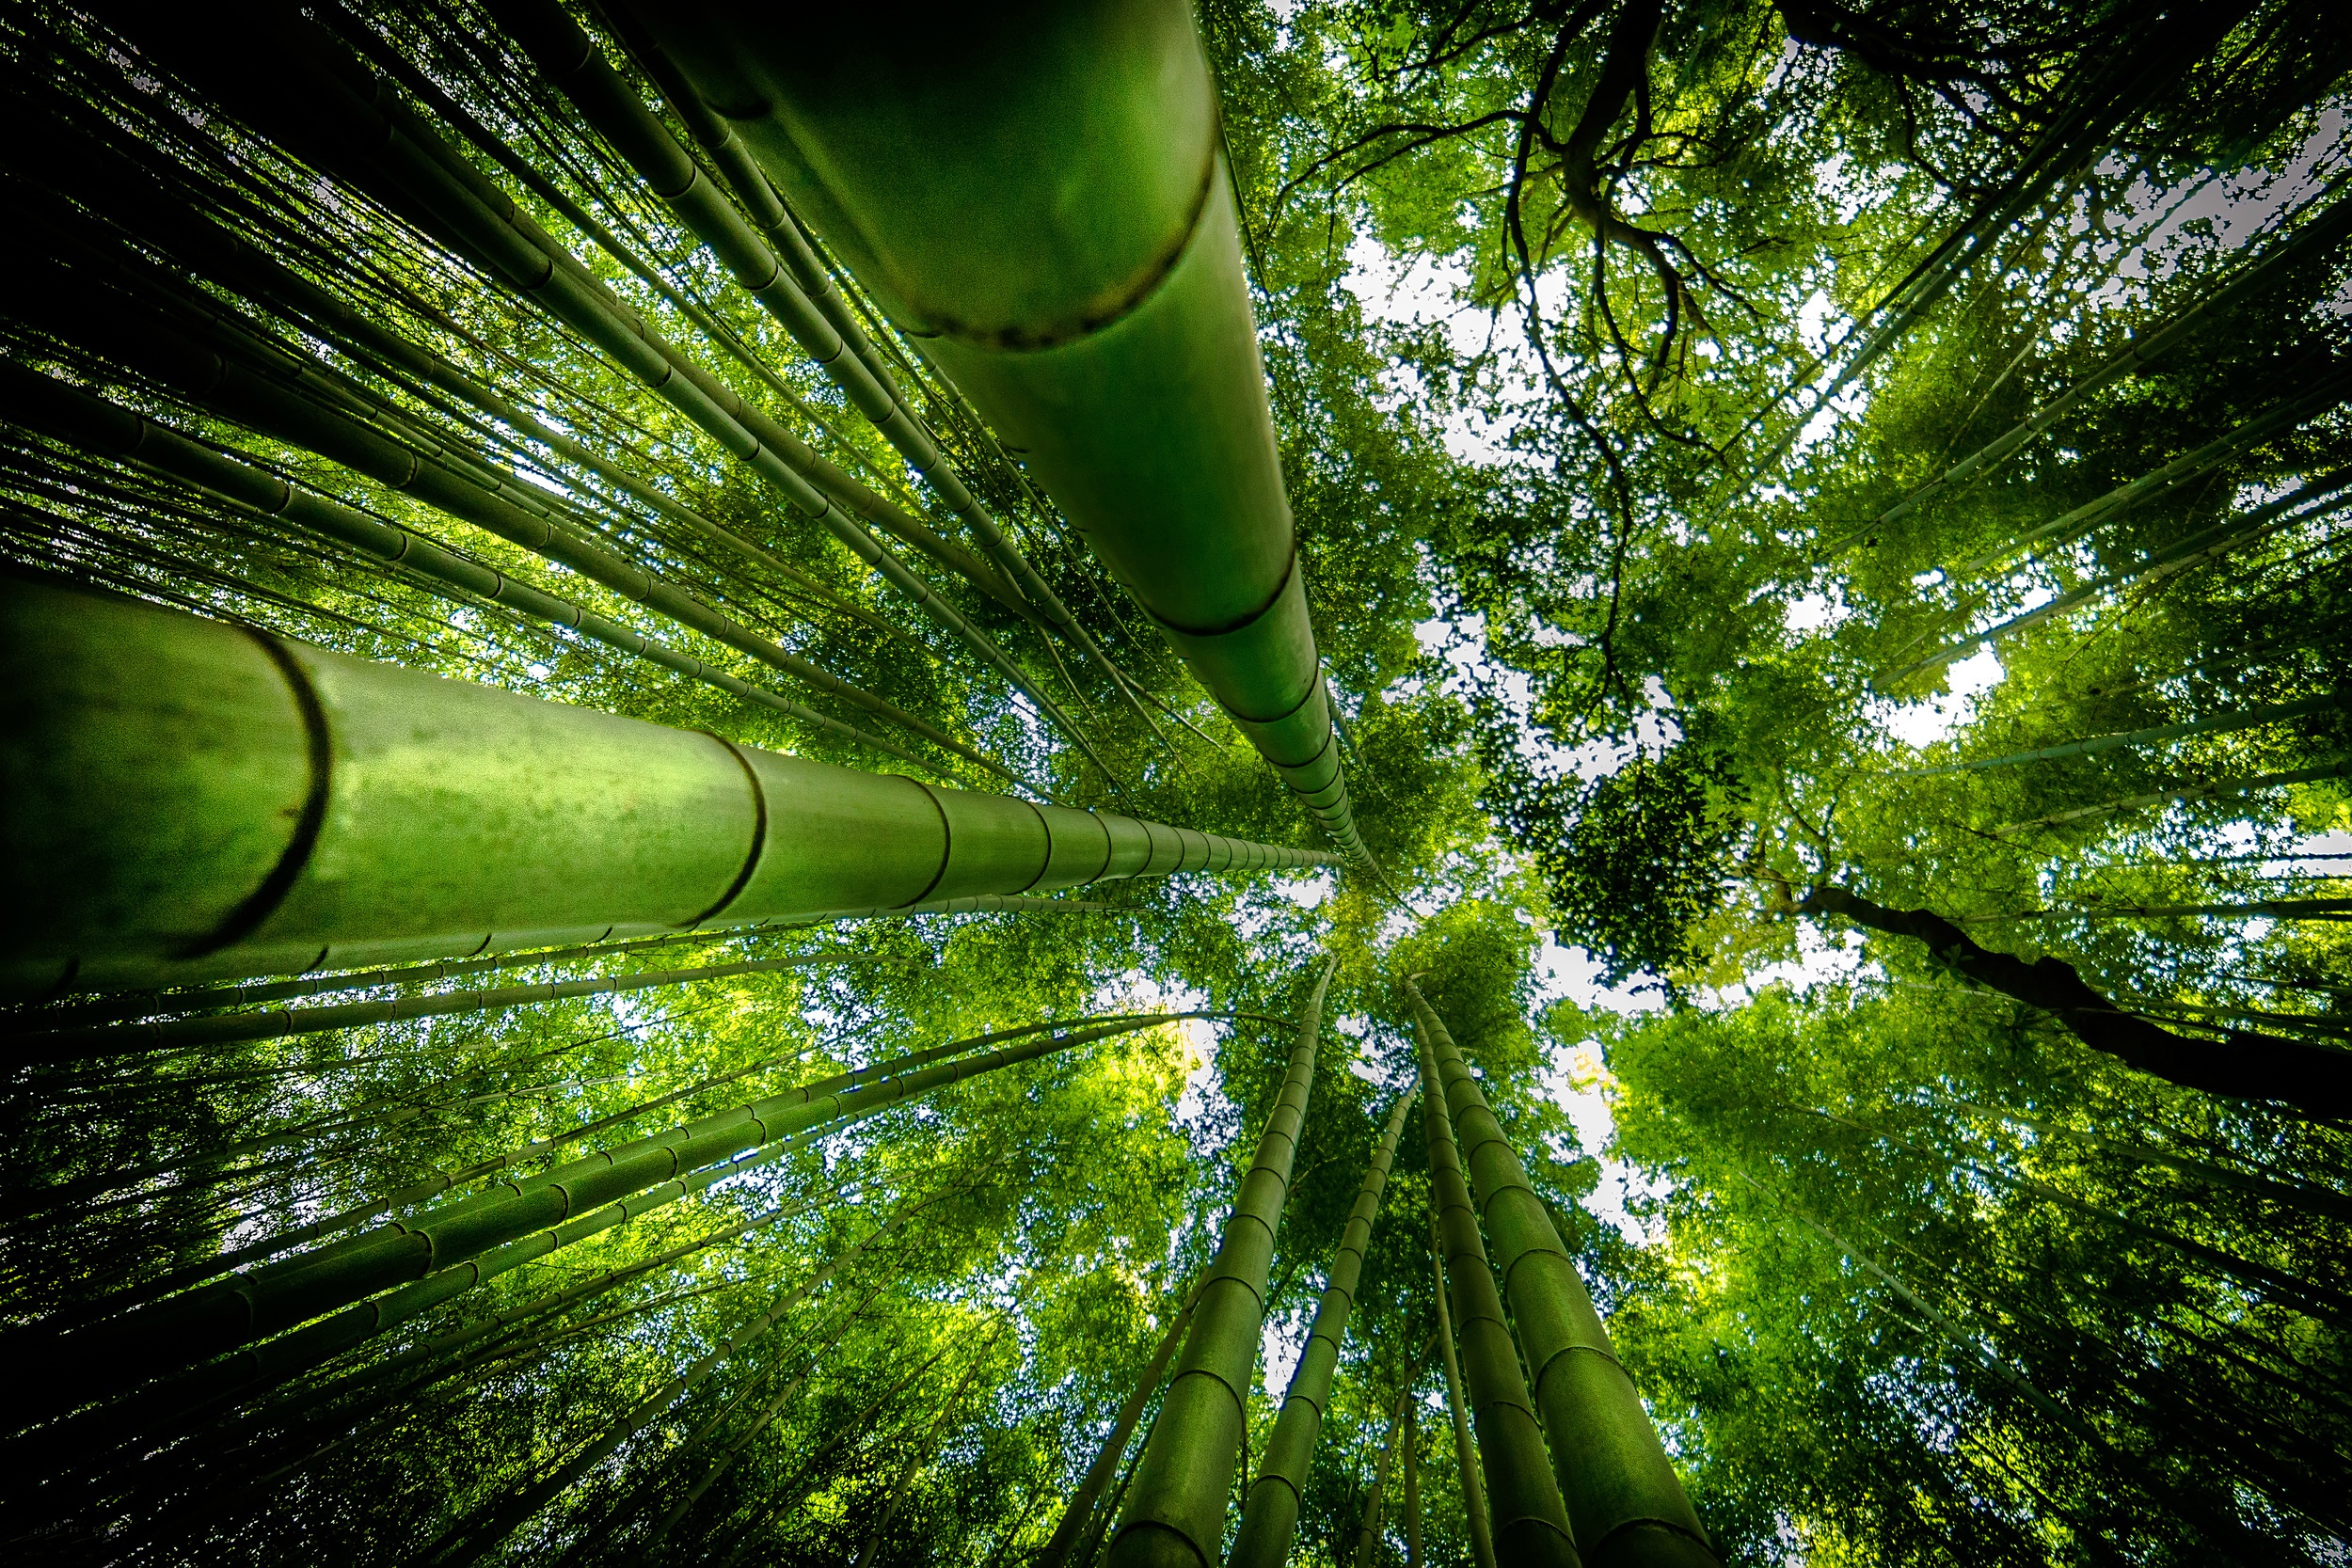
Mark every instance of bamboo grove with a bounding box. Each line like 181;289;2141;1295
0;0;2344;1564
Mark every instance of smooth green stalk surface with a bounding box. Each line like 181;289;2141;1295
627;0;1367;857
1415;1004;1579;1566
1228;1084;1418;1567
1104;958;1332;1567
0;575;1338;996
1040;1275;1201;1568
1406;978;1713;1568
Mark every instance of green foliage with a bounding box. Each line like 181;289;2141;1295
2;0;2350;1563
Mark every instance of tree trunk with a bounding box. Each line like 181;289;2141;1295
1800;884;2352;1115
1103;958;1333;1567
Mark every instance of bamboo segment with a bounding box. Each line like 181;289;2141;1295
1229;1085;1419;1568
627;0;1370;856
18;954;896;1059
0;574;1337;997
1432;1213;1500;1568
22;1013;1180;1433
1104;958;1334;1567
499;0;1168;740
135;10;1114;780
1414;1017;1579;1567
1039;1276;1202;1568
6;267;1017;787
0;366;955;779
1406;979;1713;1568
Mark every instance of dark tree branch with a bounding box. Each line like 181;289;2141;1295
1800;884;2352;1118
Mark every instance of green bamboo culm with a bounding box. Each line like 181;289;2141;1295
1413;992;1579;1566
1104;958;1333;1567
1432;1211;1500;1568
0;574;1339;998
1405;977;1716;1568
17;953;899;1058
490;0;1165;736
1228;1083;1419;1567
628;0;1370;860
1039;1275;1203;1568
13;1012;1195;1450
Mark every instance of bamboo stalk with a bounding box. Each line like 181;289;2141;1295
501;0;1172;745
629;0;1371;854
1103;958;1334;1565
8;259;1023;787
20;1012;1191;1439
1038;1275;1203;1568
1406;976;1714;1567
228;15;1120;782
1412;1006;1579;1567
1230;1084;1419;1567
18;953;900;1060
0;573;1335;997
1431;1215;1498;1568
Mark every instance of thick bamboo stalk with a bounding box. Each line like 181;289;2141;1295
1038;1275;1203;1568
8;273;1014;787
122;9;1118;779
20;1012;1180;1436
1230;1084;1419;1567
1431;1212;1499;1568
1406;978;1713;1568
0;573;1336;997
1103;958;1334;1566
500;0;1169;742
1414;1023;1579;1567
628;0;1370;856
